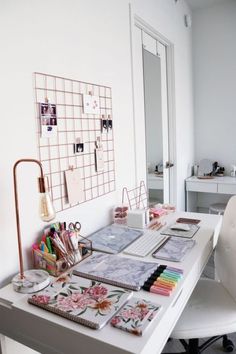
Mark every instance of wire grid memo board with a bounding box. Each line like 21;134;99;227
34;72;115;213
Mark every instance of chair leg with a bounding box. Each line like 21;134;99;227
188;338;200;354
164;338;200;354
199;335;222;352
163;335;235;354
222;335;234;352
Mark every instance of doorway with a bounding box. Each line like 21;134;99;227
131;16;176;206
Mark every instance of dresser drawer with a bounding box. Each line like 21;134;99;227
186;181;217;193
218;183;236;194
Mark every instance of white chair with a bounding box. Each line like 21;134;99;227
209;202;226;215
164;195;236;354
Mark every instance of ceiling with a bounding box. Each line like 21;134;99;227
185;0;225;10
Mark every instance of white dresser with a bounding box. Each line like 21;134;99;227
185;176;236;211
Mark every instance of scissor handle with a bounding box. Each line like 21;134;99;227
74;221;81;231
68;221;81;232
68;222;75;231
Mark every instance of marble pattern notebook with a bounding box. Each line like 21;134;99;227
86;224;143;254
28;275;132;330
73;253;158;290
110;297;162;336
152;237;196;262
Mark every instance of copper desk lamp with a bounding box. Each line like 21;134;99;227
12;158;56;293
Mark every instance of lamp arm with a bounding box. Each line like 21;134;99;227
13;159;44;279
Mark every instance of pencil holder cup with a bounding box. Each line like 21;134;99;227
33;235;92;277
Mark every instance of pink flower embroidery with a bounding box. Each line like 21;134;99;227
84;285;108;300
57;293;95;311
111;316;121;325
121;308;141;320
32;294;50;305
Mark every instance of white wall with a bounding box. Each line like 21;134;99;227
0;0;136;289
0;1;194;352
193;0;236;174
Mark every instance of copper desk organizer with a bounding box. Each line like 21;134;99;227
33;235;92;277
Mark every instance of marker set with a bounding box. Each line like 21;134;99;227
142;265;183;296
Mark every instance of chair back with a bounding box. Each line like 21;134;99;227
215;195;236;300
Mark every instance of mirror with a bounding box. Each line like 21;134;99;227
131;22;174;207
143;48;165;205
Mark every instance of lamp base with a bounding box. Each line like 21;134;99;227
12;269;50;293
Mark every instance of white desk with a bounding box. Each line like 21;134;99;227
186;176;236;212
0;212;222;354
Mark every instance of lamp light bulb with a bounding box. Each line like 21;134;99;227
39;192;56;222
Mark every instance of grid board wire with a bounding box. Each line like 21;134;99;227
34;72;115;213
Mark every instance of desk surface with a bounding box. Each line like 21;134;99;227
0;212;222;354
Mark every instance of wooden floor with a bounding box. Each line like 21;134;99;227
162;253;236;353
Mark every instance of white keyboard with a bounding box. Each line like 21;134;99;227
123;230;169;257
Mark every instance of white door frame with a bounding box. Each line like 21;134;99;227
129;7;177;205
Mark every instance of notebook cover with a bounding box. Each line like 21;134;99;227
28;275;132;330
160;224;200;239
176;218;200;225
110;297;162;336
73;253;158;291
152;237;196;262
86;224;143;254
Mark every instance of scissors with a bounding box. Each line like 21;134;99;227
68;221;81;233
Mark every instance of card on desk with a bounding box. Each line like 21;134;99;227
161;223;200;239
110;297;162;336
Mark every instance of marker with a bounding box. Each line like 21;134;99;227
143;283;171;296
160;273;180;281
159;274;179;283
166;266;184;274
163;269;182;278
153;281;174;290
46;236;53;253
150;285;171;296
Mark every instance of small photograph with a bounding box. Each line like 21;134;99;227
40;103;57;116
74;143;84;153
101;119;108;132
40;102;58;138
41;116;51;125
108;119;112;131
50;117;57;126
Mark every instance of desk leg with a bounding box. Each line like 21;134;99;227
186;191;198;212
0;335;7;354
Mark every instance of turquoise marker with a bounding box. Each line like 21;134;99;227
163;270;182;279
160;273;179;282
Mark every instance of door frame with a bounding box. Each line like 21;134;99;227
129;7;177;205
